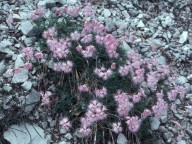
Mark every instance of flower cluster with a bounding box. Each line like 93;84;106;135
47;39;70;59
152;92;168;118
79;100;107;137
125;116;141;133
114;91;133;116
104;34;119;58
53;61;73;73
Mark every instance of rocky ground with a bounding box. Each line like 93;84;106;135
0;0;191;144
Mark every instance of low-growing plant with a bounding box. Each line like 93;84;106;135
16;3;189;143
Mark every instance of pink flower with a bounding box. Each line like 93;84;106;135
95;35;104;45
76;45;83;52
95;87;107;98
43;27;57;39
60;117;71;131
112;122;122;133
132;94;141;103
22;47;33;59
40;91;51;106
94;67;113;80
79;126;92;137
118;64;130;76
81;45;96;58
83;3;94;17
141;109;152;119
66;6;80;17
34;52;43;60
114;91;133;116
81;34;93;44
60;61;73;73
70;31;81;41
125;116;141;133
104;34;119;58
111;63;116;70
78;84;89;92
23;62;32;70
29;7;46;20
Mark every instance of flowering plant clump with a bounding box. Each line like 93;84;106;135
20;3;189;143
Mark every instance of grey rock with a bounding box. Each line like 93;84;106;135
186;128;192;138
179;31;188;44
158;56;166;65
117;133;128;144
150;117;160;130
0;60;5;74
163;132;171;141
0;39;12;48
176;76;187;85
186;93;192;99
159;126;167;133
12;68;28;83
3;84;12;92
65;0;78;5
103;9;111;18
137;20;145;28
23;89;40;113
21;81;32;91
109;0;118;4
187;74;192;80
177;140;186;144
65;133;72;140
174;113;183;120
4;123;51;144
20;21;38;37
15;55;24;68
3;69;13;78
59;141;70;144
175;99;181;105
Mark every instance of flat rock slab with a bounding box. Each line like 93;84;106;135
4;123;51;144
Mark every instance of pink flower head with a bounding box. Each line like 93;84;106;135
60;117;71;131
95;87;107;98
95;35;104;45
81;45;96;58
78;84;89;93
118;64;130;76
132;94;141;103
40;91;51;106
81;34;93;44
125;116;141;133
112;122;122;133
114;91;133;116
111;63;116;70
60;61;73;73
66;6;80;17
141;109;152;119
79;126;92;137
83;3;95;17
43;27;57;39
104;34;119;58
22;47;33;59
23;62;32;70
152;97;168;118
76;45;83;52
94;67;113;80
29;7;46;20
70;31;81;41
34;52;43;60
